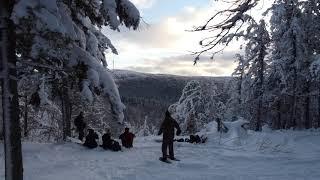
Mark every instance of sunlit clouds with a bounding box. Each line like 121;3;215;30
103;0;270;76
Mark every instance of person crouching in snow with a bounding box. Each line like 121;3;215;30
83;129;99;149
158;110;181;161
101;129;113;150
101;129;122;151
119;128;135;148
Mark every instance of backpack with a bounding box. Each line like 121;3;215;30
189;135;196;143
111;141;121;151
189;135;201;144
176;138;184;142
195;135;201;143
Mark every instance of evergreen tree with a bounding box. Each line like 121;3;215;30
269;0;308;129
243;20;270;131
11;0;141;140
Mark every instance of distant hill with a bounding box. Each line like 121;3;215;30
112;70;232;134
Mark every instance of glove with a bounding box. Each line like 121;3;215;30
176;129;181;136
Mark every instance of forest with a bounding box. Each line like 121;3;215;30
1;0;320;180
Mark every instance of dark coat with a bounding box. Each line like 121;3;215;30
158;112;181;143
74;114;86;131
102;133;113;149
83;131;98;149
119;132;135;148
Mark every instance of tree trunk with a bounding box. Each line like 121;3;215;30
318;84;320;128
255;46;265;131
238;73;243;105
288;34;298;129
0;1;24;180
61;84;71;141
304;82;310;129
277;100;282;129
23;95;28;137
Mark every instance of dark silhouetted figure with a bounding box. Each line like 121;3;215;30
101;129;113;150
83;129;99;149
119;128;135;148
74;111;86;141
101;129;122;151
29;91;40;107
158;110;181;161
189;135;201;143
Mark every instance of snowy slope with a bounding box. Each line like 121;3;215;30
1;129;320;180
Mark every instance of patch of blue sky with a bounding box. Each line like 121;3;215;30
141;0;212;22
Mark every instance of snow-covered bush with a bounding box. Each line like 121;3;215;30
137;116;152;136
169;80;225;134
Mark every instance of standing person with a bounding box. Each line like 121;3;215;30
83;129;99;149
119;128;135;148
74;111;86;141
158;110;181;162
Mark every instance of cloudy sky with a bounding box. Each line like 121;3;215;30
103;0;269;76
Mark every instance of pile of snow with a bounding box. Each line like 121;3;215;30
199;119;320;154
199;119;248;146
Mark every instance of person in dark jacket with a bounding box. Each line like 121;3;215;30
101;129;113;150
74;111;86;141
158;110;181;161
83;129;99;149
119;128;135;148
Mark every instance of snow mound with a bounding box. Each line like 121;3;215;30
199;119;320;154
199;119;248;146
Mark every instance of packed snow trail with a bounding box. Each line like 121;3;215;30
1;130;320;180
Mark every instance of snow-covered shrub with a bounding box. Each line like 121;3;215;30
169;80;225;134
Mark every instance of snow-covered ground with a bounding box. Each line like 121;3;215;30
1;126;320;180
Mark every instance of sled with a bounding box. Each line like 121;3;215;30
66;136;83;145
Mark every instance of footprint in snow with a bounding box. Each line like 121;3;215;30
177;162;209;169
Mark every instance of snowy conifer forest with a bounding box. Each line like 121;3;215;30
1;0;320;180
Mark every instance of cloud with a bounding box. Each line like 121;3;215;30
103;2;257;76
130;0;156;9
103;5;213;49
122;53;237;76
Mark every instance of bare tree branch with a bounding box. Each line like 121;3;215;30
192;0;259;64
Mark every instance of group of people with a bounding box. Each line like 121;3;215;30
74;110;183;162
74;112;135;151
175;134;207;144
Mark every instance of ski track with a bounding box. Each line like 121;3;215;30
1;133;320;180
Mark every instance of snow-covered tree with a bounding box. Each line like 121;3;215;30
138;116;152;136
310;56;320;128
11;0;140;140
269;0;308;129
301;0;320;128
242;19;270;131
169;80;225;134
190;0;320;130
225;54;247;120
169;80;204;134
